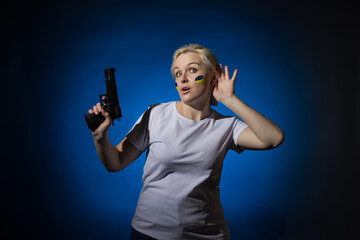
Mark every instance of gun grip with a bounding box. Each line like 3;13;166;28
84;113;105;131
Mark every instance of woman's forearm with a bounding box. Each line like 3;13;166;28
222;95;284;147
93;133;121;172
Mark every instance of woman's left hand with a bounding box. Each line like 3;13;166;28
213;64;238;103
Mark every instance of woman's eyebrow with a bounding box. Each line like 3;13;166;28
187;62;201;66
173;62;201;70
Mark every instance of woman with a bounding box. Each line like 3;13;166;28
88;44;284;240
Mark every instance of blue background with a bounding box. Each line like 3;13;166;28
2;0;358;239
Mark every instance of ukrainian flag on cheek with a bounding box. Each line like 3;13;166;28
175;82;178;90
195;75;205;83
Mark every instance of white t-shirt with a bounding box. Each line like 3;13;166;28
126;102;248;240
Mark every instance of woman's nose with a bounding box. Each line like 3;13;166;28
181;77;189;84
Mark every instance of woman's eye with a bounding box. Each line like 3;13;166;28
189;68;197;73
175;72;181;77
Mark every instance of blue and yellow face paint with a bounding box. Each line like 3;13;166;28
195;75;205;83
175;75;204;90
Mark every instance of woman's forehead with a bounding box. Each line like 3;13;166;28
174;52;203;67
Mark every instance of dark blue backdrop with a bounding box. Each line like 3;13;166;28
2;1;358;239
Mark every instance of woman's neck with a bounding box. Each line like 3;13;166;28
176;101;213;121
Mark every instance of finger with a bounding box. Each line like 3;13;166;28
88;109;94;114
219;63;225;75
225;65;230;79
218;64;225;81
93;105;99;115
97;103;111;119
97;103;105;115
102;96;109;106
100;107;108;118
103;110;110;118
231;69;238;81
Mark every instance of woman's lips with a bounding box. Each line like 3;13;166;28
181;87;190;93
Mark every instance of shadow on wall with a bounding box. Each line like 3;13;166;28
226;188;286;240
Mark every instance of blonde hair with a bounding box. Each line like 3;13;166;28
171;44;219;106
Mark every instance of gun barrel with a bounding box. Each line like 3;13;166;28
104;68;122;119
84;67;122;131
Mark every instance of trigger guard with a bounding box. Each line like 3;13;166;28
99;94;108;106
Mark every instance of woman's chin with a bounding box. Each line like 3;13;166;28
180;96;210;107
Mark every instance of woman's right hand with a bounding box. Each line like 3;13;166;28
88;99;113;138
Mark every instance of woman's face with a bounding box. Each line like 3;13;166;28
173;52;213;106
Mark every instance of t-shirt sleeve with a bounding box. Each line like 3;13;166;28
230;118;248;153
126;107;152;152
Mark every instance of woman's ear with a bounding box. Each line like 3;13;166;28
211;71;219;86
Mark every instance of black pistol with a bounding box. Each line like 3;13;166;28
84;67;123;131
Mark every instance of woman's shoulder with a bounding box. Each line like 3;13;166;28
143;102;175;119
147;101;174;111
211;109;237;121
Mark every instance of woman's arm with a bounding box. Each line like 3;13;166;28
93;135;142;172
223;95;284;150
213;64;285;150
90;102;143;172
